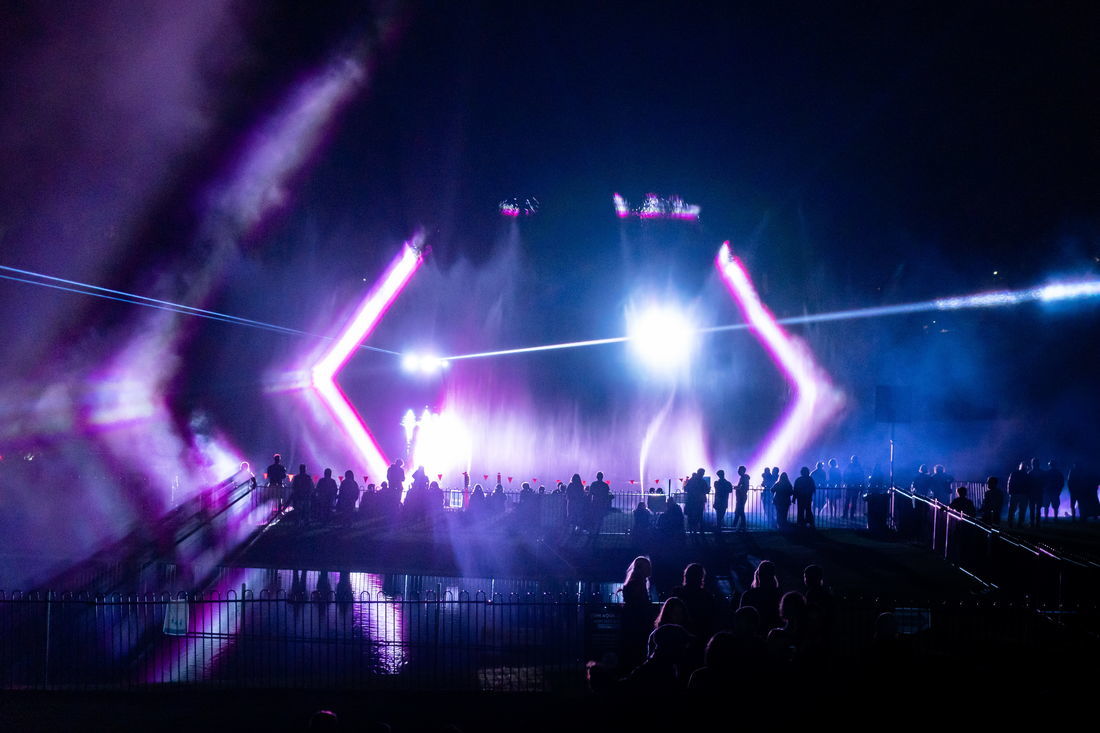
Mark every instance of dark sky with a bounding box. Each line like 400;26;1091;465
2;0;1099;471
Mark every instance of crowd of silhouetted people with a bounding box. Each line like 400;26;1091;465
259;450;1100;541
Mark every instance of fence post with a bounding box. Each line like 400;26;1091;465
43;591;51;687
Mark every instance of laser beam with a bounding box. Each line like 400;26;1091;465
440;275;1100;361
0;264;400;355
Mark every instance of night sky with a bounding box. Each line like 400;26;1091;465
1;0;1098;550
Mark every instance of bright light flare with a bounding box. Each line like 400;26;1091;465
626;303;699;373
401;353;449;374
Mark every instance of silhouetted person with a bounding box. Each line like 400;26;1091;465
687;631;737;691
929;464;953;504
467;484;487;523
315;468;338;521
566;474;586;531
912;464;933;497
622;623;693;691
684;468;709;533
732;465;750;531
843;456;865;519
336;470;359;519
740;560;781;631
657;496;685;545
290;464;314;522
761;467;777;525
620;556;655;670
386;458;406;496
802;564;834;636
979;475;1004;525
670;563;716;641
632;502;653;545
793;466;816;527
773;471;794;529
767;591;808;661
1026;457;1044;527
1043;460;1064;519
489;483;507;518
589;471;612;535
1007;461;1030;527
949;486;975;517
266;453;288;510
811;461;828;513
713;469;733;532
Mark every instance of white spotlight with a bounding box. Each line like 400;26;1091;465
626;303;698;373
402;353;448;375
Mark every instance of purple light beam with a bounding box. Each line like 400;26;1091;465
309;241;424;479
715;242;844;474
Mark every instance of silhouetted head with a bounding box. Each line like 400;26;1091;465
308;710;338;731
849;456;859;465
752;560;778;589
803;564;824;588
395;459;403;467
874;612;897;641
655;597;689;628
987;476;999;489
683;563;705;588
732;606;761;637
933;464;944;475
919;464;928;474
956;486;967;498
763;468;772;478
779;471;790;484
647;623;692;660
380;481;388;490
344;470;353;481
571;473;582;484
779;591;806;624
800;466;810;477
521;481;531;490
703;631;736;669
772;466;779;474
323;468;332;478
596;471;604;481
273;454;281;464
716;469;725;478
538;485;546;493
429;480;439;490
299;464;307;474
696;468;706;477
816;461;825;470
738;465;746;476
828;459;838;468
624;555;652;586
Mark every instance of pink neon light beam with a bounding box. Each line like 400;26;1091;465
310;243;423;479
715;242;843;474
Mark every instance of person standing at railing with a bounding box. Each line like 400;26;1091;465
335;470;359;522
1026;458;1044;528
842;456;865;520
684;468;709;534
588;471;612;537
713;469;733;533
761;467;776;526
949;486;976;517
266;453;288;512
978;476;1003;524
929;464;953;505
315;468;338;522
811;461;828;515
911;464;933;498
732;466;750;531
1007;461;1030;528
773;472;794;529
290;464;314;524
1067;464;1100;521
794;466;816;527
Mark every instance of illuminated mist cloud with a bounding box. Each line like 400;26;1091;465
498;197;539;217
715;242;844;475
613;193;700;220
305;240;424;480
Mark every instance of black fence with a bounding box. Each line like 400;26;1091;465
0;587;1080;692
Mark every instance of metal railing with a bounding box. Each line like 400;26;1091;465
888;488;1100;604
0;587;1079;692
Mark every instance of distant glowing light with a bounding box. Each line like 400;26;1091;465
612;193;700;220
310;240;424;479
401;353;449;374
409;408;473;484
626;303;699;373
1036;280;1100;302
716;242;844;474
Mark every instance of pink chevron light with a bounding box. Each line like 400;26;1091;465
715;242;843;473
310;241;424;479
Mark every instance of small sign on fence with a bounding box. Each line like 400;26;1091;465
163;600;189;636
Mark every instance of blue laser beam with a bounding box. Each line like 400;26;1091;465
0;265;400;355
